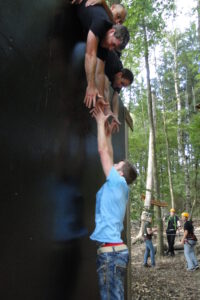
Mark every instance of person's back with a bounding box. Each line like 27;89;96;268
105;50;123;86
184;220;194;238
76;0;113;41
181;212;199;271
90;166;129;243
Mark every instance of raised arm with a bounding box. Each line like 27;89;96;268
95;58;105;97
91;106;113;177
84;30;102;108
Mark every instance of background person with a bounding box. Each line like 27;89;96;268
181;212;199;271
165;208;180;256
143;213;156;268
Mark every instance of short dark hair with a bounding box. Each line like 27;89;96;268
116;3;127;18
122;160;137;185
121;68;134;84
113;24;130;50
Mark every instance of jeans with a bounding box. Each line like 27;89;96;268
184;240;198;270
144;239;155;266
96;249;129;300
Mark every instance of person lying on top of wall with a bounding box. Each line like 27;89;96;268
71;0;127;25
75;0;130;109
95;50;134;133
71;0;131;127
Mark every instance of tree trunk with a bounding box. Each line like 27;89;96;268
162;103;175;208
154;51;175;209
198;0;200;47
173;35;191;212
151;93;164;256
192;86;196;112
143;22;163;256
190;158;199;219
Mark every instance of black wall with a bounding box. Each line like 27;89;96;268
0;1;127;299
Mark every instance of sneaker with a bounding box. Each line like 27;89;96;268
195;266;199;270
143;263;151;268
187;268;195;271
170;252;175;257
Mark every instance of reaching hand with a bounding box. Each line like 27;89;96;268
85;0;102;7
109;118;120;134
90;105;112;125
96;98;109;112
84;86;102;108
94;101;121;134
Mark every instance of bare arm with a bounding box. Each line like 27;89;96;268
95;59;111;112
85;0;114;23
84;30;101;108
91;106;113;177
109;91;121;133
95;58;105;97
112;91;119;117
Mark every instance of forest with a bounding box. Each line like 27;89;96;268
119;0;200;298
120;0;200;228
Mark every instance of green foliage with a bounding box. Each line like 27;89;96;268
122;0;200;219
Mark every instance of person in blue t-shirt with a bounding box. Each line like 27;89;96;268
90;105;137;300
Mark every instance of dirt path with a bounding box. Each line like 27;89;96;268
131;222;200;300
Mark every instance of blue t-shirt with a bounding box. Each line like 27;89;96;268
90;167;129;243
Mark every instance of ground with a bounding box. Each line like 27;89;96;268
131;220;200;300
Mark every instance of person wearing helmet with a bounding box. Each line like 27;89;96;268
181;212;199;271
165;208;181;256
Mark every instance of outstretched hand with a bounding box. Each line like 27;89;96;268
90;105;112;124
90;105;120;137
91;100;121;134
109;118;120;134
84;86;102;108
96;98;109;111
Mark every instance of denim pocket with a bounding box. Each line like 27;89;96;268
115;263;127;277
114;251;129;276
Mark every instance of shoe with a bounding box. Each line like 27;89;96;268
195;266;199;270
170;252;175;257
187;268;195;271
143;263;151;268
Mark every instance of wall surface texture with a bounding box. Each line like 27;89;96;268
0;1;129;299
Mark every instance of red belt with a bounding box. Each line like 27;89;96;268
102;242;124;247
